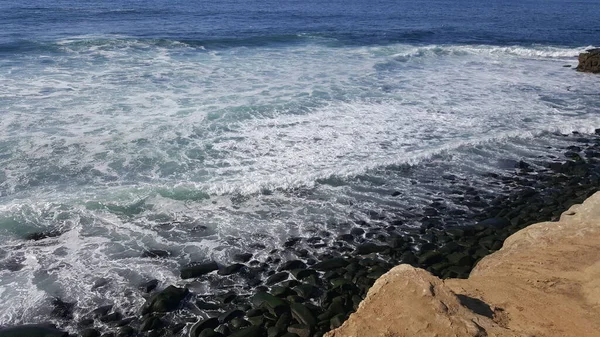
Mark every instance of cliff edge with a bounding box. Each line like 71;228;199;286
325;191;600;337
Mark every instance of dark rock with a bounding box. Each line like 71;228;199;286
198;330;223;337
284;237;302;248
228;326;263;337
140;279;159;293
100;312;122;323
50;298;74;319
477;217;511;229
189;318;220;337
180;261;219;279
116;326;134;337
171;323;186;334
355;243;387;255
266;272;289;285
140;316;163;331
313;258;349;271
287;324;311;337
92;278;110;289
142;285;189;314
291;269;317;280
141;249;170;258
0;325;69;337
218;309;244;323
290;302;316;326
23;230;61;241
336;234;354;242
447;252;474;267
80;328;101;337
576;48;600;73
350;227;365;236
91;305;113;318
294;284;317;299
218;263;245;276
391;191;401;196
78;318;94;328
196;300;221;310
233;253;253;262
229;317;250;329
115;317;135;327
252;292;287;315
329;314;345;330
278;260;307;271
418;250;443;265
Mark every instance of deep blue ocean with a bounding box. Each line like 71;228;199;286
0;0;599;329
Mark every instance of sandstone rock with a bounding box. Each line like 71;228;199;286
326;192;600;337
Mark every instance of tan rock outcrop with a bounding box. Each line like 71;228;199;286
326;192;600;337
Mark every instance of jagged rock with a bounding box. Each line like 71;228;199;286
576;48;600;73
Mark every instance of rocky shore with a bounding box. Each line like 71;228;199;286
2;130;600;337
326;191;600;337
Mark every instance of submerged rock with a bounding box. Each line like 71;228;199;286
0;324;68;337
141;285;189;314
180;261;219;279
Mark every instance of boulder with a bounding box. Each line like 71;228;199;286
576;48;600;73
180;261;219;279
141;285;189;314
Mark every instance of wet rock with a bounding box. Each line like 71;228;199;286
78;318;94;328
139;279;159;293
140;316;163;331
23;230;61;241
228;325;263;337
284;237;302;248
218;309;244;323
92;305;113;318
252;291;288;315
355;243;388;255
290;302;316;326
417;250;443;265
50;297;75;319
100;312;122;323
266;272;289;285
0;324;68;337
233;253;253;262
196;300;221;310
141;285;189;314
313;258;350;271
116;326;134;337
198;329;223;337
477;217;511;229
92;278;110;289
180;261;219;279
229;317;251;330
287;324;311;337
80;328;101;337
141;249;170;258
278;260;307;271
189;318;220;337
170;323;186;334
576;48;600;73
217;263;245;276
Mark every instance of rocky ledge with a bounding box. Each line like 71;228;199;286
326;192;600;337
577;48;600;73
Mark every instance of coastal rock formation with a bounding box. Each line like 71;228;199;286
326;192;600;337
577;48;600;73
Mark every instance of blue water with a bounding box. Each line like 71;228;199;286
0;0;599;329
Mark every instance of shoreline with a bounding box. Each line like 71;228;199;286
2;130;600;337
326;191;600;337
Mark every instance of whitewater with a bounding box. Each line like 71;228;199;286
0;0;599;331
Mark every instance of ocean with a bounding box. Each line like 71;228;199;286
0;0;599;329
